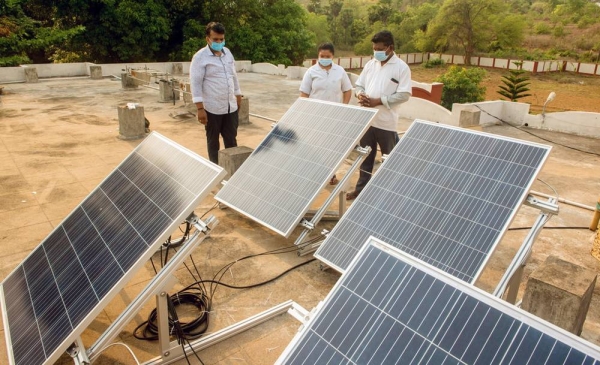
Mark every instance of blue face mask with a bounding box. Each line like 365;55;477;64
318;58;333;67
210;40;225;52
374;50;388;62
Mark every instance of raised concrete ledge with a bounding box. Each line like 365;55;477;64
252;63;281;75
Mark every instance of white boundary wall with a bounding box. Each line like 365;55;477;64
2;60;599;139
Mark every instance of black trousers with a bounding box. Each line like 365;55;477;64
205;110;239;164
354;126;398;193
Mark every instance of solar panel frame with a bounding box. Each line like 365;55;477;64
278;236;600;364
315;120;551;283
0;132;226;365
215;98;378;237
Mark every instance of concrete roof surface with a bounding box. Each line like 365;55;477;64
1;72;600;364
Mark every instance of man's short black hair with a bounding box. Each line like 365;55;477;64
317;42;335;54
206;22;226;36
371;30;394;47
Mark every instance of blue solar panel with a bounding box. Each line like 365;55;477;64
0;132;226;365
278;237;600;365
316;120;551;282
216;98;377;237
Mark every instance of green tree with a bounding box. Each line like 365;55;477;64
497;62;531;101
425;0;523;65
435;66;486;110
0;0;83;65
307;0;324;14
367;0;399;26
208;0;313;65
306;12;331;54
396;2;440;53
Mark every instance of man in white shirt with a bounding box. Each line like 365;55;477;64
347;30;412;200
190;22;242;164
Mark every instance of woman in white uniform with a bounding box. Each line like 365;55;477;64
299;42;353;184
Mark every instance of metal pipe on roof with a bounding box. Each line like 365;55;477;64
529;190;594;211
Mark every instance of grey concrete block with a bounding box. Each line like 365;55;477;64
458;107;481;128
172;63;183;75
182;82;192;103
24;68;38;83
117;104;146;140
159;80;181;103
90;66;103;80
522;255;597;335
121;73;138;89
218;146;254;180
239;96;250;125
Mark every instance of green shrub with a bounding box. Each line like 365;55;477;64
435;66;487;110
423;57;445;68
497;63;531;102
534;22;551;35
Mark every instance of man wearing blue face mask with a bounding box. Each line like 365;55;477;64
346;30;412;200
299;42;352;185
190;22;243;164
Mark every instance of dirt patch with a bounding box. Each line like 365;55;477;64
410;65;600;113
59;113;112;126
0;109;23;118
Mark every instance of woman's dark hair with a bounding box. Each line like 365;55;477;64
317;42;335;55
371;30;394;47
206;22;226;36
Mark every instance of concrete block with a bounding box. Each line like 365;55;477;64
121;73;138;89
239;96;250;125
522;255;597;335
159;79;180;103
218;146;253;180
24;67;38;83
236;60;252;72
131;70;151;85
181;82;192;103
458;107;481;128
89;65;103;80
286;66;304;80
117;104;146;140
172;63;183;75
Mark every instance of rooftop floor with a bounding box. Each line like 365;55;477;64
1;72;600;364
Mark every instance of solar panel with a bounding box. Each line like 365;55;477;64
278;237;600;365
0;132;226;365
316;120;550;282
215;98;377;237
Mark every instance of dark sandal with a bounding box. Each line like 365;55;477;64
329;175;339;185
346;190;359;200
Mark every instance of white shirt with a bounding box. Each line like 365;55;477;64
356;54;412;131
190;46;242;115
299;63;352;103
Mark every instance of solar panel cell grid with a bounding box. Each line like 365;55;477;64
279;239;600;365
316;120;551;283
216;98;378;237
0;133;225;365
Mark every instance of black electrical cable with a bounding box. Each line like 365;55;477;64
133;292;210;341
182;258;317;292
134;231;322;343
472;104;600;157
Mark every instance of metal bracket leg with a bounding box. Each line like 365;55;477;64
294;146;371;247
